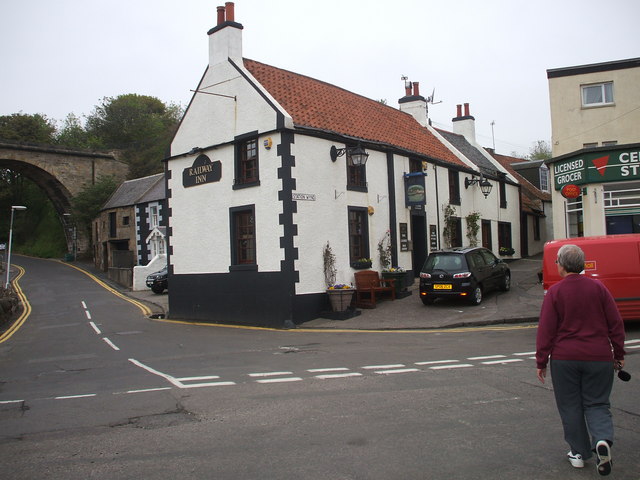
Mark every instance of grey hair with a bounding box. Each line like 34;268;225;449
557;244;584;273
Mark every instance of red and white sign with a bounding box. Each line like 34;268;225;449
561;184;581;199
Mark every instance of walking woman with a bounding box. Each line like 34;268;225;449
536;244;626;476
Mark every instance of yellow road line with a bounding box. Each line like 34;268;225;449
0;266;31;343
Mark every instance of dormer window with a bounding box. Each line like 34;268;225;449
581;82;613;107
539;164;550;193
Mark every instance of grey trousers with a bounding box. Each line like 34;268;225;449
550;359;614;459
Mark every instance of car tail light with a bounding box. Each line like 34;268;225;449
420;272;431;279
453;272;472;278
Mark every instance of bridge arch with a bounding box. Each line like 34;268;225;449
0;141;128;255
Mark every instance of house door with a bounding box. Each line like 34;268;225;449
411;212;427;277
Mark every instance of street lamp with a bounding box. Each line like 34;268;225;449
5;205;27;289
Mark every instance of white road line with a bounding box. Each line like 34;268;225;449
307;367;350;373
248;371;293;377
81;301;87;309
0;399;24;404
481;359;524;365
182;381;236;388
375;368;420;375
626;345;640;349
512;351;535;356
89;322;101;335
125;387;172;394
315;373;363;379
624;339;640;344
84;310;92;320
415;360;459;365
55;394;96;400
128;358;183;388
177;376;220;381
467;355;506;360
103;337;120;351
255;377;303;384
361;364;405;370
430;364;474;370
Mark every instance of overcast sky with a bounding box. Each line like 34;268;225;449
1;0;638;157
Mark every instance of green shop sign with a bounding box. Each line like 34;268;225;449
553;148;640;190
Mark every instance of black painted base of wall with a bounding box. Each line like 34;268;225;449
168;271;331;328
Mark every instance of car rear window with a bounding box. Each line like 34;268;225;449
423;253;467;272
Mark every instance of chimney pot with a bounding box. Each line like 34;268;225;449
456;104;462;117
413;82;420;96
225;2;235;22
217;6;225;25
464;103;470;116
405;82;412;97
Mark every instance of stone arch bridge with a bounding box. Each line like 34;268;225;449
0;141;128;256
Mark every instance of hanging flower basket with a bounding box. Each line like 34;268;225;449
351;259;372;270
499;247;515;256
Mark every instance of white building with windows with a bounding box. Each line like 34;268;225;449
547;58;640;238
165;3;524;327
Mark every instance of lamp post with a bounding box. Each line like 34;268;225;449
62;213;77;261
5;205;27;289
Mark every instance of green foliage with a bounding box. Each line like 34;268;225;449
465;211;481;247
85;94;181;178
442;204;457;248
71;176;118;235
323;241;337;287
55;113;96;149
0;113;56;144
377;231;392;270
528;140;552;160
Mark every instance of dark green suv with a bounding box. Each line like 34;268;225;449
419;247;510;306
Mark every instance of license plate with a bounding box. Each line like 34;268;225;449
433;284;452;290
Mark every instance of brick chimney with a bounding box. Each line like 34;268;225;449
452;102;477;144
399;80;428;127
208;2;243;66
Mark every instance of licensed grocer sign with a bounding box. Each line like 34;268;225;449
553;148;640;190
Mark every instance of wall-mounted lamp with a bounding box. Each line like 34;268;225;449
330;143;369;166
464;174;493;198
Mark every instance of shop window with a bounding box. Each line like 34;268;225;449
234;137;259;188
230;206;256;268
581;82;614;107
448;170;460;205
348;207;369;262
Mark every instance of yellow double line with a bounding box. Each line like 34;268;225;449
0;266;30;343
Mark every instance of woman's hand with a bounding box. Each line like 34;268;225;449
537;368;547;384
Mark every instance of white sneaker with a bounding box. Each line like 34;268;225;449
596;440;612;476
567;451;584;468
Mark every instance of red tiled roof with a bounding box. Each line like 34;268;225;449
489;151;551;214
243;59;466;167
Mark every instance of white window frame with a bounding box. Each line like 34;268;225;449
581;82;614;107
149;204;159;229
539;164;549;193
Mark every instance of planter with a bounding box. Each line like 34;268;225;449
382;271;408;297
351;260;372;270
327;289;355;312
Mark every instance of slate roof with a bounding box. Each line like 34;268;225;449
102;173;165;210
243;59;467;168
435;129;498;176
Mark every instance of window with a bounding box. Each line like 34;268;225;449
450;217;462;248
539;164;549;192
109;212;117;237
581;82;613;107
230;206;256;267
448;170;460;205
499;180;507;209
149;204;159;228
234;137;259;188
498;222;512;250
409;158;424;173
602;141;618;147
481;219;492;250
347;155;367;191
533;216;541;241
348;207;369;262
122;216;130;226
583;142;598;149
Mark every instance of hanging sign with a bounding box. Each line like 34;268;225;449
404;172;427;207
183;154;222;188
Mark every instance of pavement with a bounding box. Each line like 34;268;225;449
101;255;544;330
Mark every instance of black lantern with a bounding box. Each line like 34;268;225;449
464;174;493;198
330;143;369;166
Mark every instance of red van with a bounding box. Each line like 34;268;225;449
542;234;640;321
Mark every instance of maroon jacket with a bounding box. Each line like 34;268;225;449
536;274;626;369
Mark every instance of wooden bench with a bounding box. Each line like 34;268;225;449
354;270;396;308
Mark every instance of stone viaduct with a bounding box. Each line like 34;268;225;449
0;141;128;255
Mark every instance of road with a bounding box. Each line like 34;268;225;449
1;256;639;479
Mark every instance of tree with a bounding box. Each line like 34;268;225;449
85;94;182;178
528;140;552;161
0;113;56;144
71;176;119;237
55;113;95;150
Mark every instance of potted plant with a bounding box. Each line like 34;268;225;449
351;258;373;270
323;241;354;312
499;246;515;256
